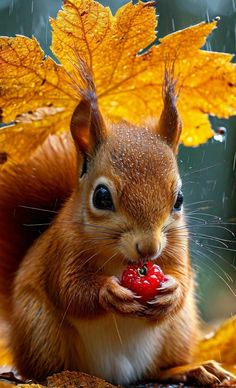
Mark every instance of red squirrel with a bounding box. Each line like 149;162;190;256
0;71;234;386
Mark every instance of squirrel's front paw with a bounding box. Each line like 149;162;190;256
99;276;145;317
144;275;182;320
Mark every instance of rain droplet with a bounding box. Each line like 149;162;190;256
213;127;227;143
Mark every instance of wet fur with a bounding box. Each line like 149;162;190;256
0;123;198;382
0;133;77;317
0;75;233;385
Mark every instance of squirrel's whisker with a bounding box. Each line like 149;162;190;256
95;252;119;274
18;205;58;214
199;244;236;252
190;238;235;281
191;248;236;296
23;222;51;227
184;199;214;208
82;251;100;266
188;233;230;248
196;241;236;271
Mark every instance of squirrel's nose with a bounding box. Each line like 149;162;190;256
135;241;160;260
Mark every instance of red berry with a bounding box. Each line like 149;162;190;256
121;261;166;303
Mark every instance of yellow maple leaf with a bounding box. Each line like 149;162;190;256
194;316;236;376
0;0;236;167
0;36;77;164
0;338;13;367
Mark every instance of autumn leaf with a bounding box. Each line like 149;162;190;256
0;338;13;367
0;36;78;164
194;316;236;376
0;0;236;166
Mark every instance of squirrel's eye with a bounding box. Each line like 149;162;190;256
92;184;114;211
173;191;184;211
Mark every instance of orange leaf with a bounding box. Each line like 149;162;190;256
0;338;13;368
0;36;79;165
0;36;76;123
0;0;236;167
194;316;236;376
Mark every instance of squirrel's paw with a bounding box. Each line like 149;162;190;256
99;276;145;317
144;275;181;320
159;360;236;386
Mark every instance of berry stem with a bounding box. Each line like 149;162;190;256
138;264;148;277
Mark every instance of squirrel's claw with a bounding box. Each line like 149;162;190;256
156;275;178;294
99;276;145;317
147;275;179;304
144;275;181;320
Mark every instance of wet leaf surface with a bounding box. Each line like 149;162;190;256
1;1;236;167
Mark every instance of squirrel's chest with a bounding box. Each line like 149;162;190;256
70;314;164;385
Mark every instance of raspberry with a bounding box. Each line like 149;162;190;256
121;261;166;303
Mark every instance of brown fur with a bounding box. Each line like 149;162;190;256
8;122;195;381
0;74;233;385
0;133;77;317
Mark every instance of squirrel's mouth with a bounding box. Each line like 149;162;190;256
124;256;159;266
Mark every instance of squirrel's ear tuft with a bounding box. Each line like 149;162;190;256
157;72;182;154
70;96;107;156
70;58;107;156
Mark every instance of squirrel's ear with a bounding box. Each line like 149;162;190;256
70;97;107;156
157;73;182;154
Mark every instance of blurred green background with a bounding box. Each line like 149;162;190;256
0;0;235;323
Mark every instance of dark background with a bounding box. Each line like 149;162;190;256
0;0;235;323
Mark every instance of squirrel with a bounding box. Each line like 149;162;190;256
0;69;234;386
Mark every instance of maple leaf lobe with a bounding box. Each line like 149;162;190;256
0;0;236;166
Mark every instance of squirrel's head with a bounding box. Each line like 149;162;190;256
70;74;186;274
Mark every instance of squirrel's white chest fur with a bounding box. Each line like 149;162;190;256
71;314;165;385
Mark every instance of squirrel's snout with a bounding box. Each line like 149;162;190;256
119;229;165;263
135;240;161;261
